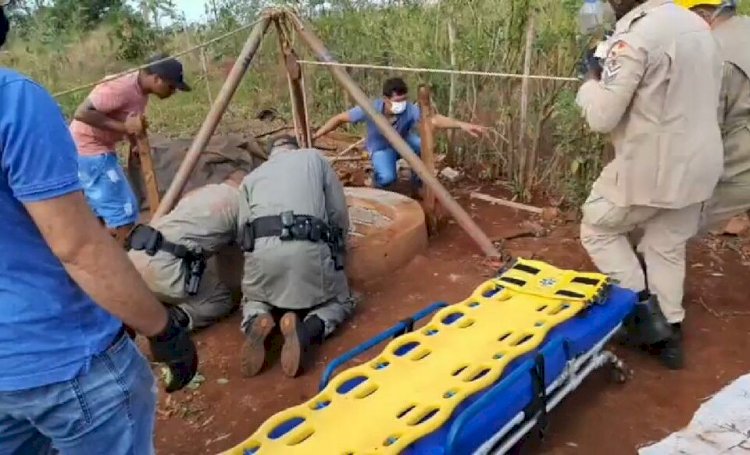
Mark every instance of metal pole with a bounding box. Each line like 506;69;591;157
152;16;272;221
288;14;499;258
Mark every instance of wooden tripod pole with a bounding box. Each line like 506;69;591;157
132;116;161;217
288;13;499;258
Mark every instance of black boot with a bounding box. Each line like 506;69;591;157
654;323;684;370
280;313;324;378
240;313;275;377
622;293;674;347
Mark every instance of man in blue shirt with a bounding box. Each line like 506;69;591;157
314;77;487;189
0;5;197;454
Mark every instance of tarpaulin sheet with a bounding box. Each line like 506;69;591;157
639;373;750;454
128;133;263;212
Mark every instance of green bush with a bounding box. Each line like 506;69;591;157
2;0;616;205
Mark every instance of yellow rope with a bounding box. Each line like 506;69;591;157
297;59;579;82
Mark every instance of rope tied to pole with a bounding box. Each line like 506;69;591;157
296;60;579;82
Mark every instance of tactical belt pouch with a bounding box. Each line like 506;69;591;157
126;224;207;296
241;212;346;270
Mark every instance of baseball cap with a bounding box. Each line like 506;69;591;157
146;54;191;92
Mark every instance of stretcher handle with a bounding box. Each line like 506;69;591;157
444;339;564;455
318;302;449;391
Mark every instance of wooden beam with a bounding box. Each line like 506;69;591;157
417;84;439;234
134;116;161;218
470;191;544;214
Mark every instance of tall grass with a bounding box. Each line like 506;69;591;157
12;0;727;204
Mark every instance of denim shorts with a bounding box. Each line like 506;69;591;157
0;330;157;455
78;153;139;229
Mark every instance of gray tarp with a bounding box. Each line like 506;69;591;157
128;133;264;212
639;373;750;454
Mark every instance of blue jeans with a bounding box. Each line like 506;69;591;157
0;331;157;455
78;153;139;229
371;133;421;188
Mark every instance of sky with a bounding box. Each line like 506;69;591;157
173;0;209;23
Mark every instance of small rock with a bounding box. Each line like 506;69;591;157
216;378;229;385
541;207;561;222
186;373;206;390
722;215;750;236
519;220;546;237
439;167;462;183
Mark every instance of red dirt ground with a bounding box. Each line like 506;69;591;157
152;184;750;455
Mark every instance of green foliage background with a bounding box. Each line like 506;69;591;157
4;0;747;204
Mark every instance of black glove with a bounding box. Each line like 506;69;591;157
148;308;198;393
578;47;603;81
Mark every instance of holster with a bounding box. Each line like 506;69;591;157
127;224;206;296
328;225;346;271
241;223;256;253
184;255;206;297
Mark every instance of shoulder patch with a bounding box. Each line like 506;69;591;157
607;41;629;59
601;41;632;85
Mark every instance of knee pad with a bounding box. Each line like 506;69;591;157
623;294;673;346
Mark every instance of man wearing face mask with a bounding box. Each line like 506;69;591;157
576;0;724;369
314;77;487;190
70;53;191;246
675;1;750;231
0;3;197;453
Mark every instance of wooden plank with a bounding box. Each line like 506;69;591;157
470;191;544;214
134;116;161;217
417;85;439;233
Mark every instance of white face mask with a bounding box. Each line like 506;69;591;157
390;100;407;115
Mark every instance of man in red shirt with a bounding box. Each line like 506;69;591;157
70;54;190;244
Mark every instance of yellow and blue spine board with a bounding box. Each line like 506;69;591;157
225;258;611;454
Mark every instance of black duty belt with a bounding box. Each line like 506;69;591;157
241;211;346;270
253;213;333;242
126;224;207;296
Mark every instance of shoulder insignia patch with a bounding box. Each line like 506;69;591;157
602;41;630;85
602;59;622;85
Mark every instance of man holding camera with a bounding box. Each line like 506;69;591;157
238;135;356;378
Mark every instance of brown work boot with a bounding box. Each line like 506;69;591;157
280;313;325;378
241;313;275;377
